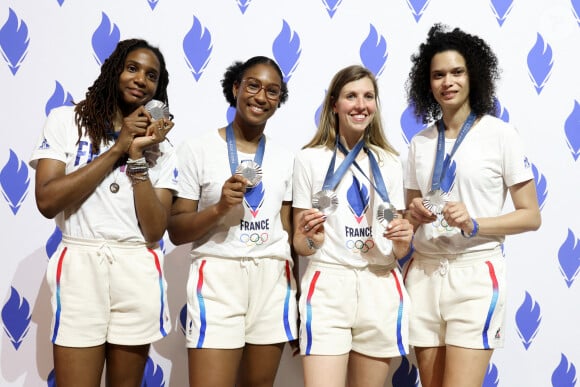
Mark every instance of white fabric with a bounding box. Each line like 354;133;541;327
176;129;294;262
29;106;179;242
293;145;405;268
405;115;534;256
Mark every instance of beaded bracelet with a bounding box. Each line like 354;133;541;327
129;171;149;186
461;218;479;238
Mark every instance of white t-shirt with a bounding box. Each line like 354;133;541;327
405;114;534;255
177;129;293;262
293;145;405;268
29;106;179;242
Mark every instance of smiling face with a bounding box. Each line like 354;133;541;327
430;50;471;115
232;63;282;128
333;76;377;145
117;48;161;112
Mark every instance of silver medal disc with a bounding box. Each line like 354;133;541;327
235;160;263;187
145;100;171;120
311;190;339;215
377;202;397;228
422;189;449;215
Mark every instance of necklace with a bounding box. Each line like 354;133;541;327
109;164;125;194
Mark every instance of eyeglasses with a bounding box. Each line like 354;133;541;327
241;78;282;101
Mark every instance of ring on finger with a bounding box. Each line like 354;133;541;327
304;225;310;231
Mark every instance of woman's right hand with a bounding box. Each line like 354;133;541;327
114;106;150;154
407;196;437;225
299;208;326;247
215;174;251;216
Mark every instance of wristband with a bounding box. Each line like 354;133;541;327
461;218;479;238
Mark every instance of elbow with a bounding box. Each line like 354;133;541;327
530;213;542;231
167;230;186;246
36;200;58;219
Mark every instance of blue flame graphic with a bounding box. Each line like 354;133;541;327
558;229;580;288
0;149;30;215
147;0;160;10
183;16;213;82
55;0;65;5
440;157;456;193
46;226;63;259
360;25;387;78
526;33;553;95
400;104;428;145
45;81;74;116
493;98;510;123
392;356;419;386
1;287;31;350
47;369;56;386
564;100;580;161
179;303;187;334
91;13;120;66
141;357;165;387
552;353;577;386
236;0;253;14
244;181;265;218
531;163;548;211
490;0;514;26
572;0;580;26
405;0;431;22
272;20;301;83
321;0;343;18
483;363;499;387
346;176;369;223
0;8;30;75
314;91;326;127
515;291;541;350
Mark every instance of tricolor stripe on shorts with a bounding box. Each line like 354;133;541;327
391;269;407;356
283;261;295;341
195;260;208;348
148;248;168;337
482;260;499;349
51;247;68;343
304;270;321;355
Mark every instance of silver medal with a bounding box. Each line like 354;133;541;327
145;99;171;120
235;160;263;187
422;189;450;215
376;202;397;228
109;182;120;193
312;190;339;215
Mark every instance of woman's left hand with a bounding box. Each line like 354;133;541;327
383;217;413;256
129;117;174;157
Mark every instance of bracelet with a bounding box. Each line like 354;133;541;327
129;171;149;186
306;237;320;250
461;218;479;238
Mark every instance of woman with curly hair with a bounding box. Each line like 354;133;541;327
293;65;413;387
168;56;297;387
403;24;541;386
30;39;177;386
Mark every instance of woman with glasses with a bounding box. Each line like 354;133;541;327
292;65;413;387
168;56;298;387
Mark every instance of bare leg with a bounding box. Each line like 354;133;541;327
53;344;106;387
302;354;349;387
105;343;150;387
188;348;243;387
443;345;493;387
347;351;391;387
237;343;285;387
415;346;446;387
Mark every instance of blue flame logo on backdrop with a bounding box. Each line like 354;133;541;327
1;287;31;350
147;0;160;11
46;227;63;259
564;100;580;161
483;363;499;387
92;13;120;67
526;33;553;95
552;353;577;386
183;16;213;82
405;0;431;22
141;357;166;387
46;81;74;116
400;104;428;145
572;0;580;26
321;0;344;18
347;176;369;224
236;0;253;14
532;164;548;211
558;229;580;288
360;25;387;78
392;356;419;386
47;369;56;386
489;0;514;26
273;21;301;83
1;149;30;215
494;98;509;123
515;291;541;350
0;8;29;75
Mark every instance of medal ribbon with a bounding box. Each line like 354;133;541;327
321;136;365;191
430;112;476;191
226;122;266;175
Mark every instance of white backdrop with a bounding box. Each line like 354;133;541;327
1;0;579;386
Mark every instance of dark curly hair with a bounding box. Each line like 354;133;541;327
74;38;170;153
221;56;288;107
406;23;500;123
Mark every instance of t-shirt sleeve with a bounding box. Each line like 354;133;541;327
502;126;534;187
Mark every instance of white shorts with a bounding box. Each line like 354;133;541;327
402;248;506;349
47;236;171;347
185;256;298;349
299;260;410;358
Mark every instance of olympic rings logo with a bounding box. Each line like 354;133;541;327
432;215;454;233
240;233;269;246
345;238;375;253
